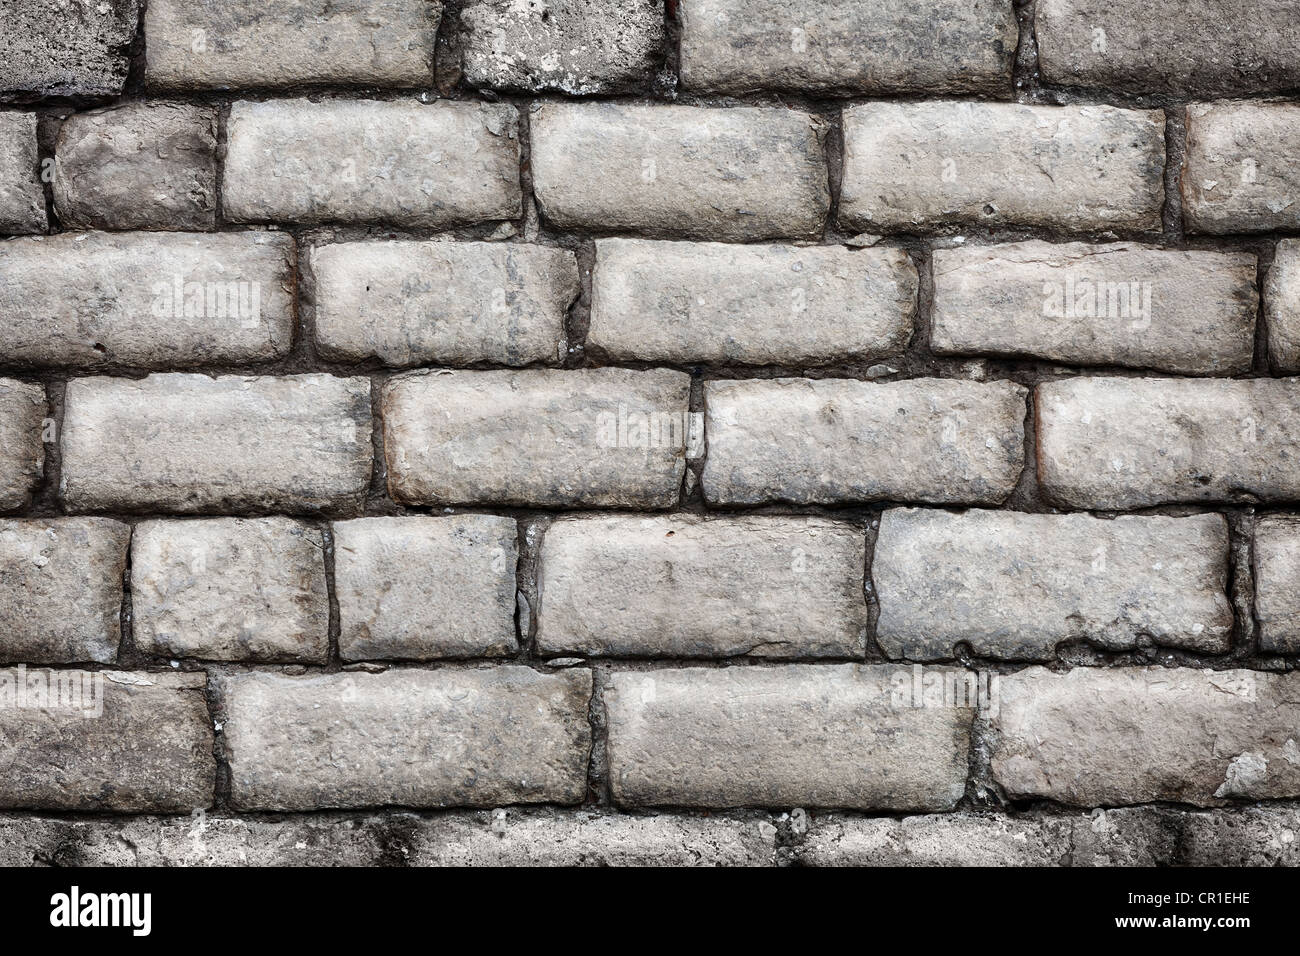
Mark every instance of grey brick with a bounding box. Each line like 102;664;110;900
931;241;1257;375
0;112;44;234
312;240;578;367
0;518;130;664
1254;515;1300;654
1265;239;1300;373
1183;102;1300;234
131;518;329;663
797;813;1074;866
702;378;1026;506
219;667;593;810
589;239;916;365
537;515;868;658
530;102;829;240
0;0;140;99
61;373;373;515
0;379;44;512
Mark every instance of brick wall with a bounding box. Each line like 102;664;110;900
1;0;1299;867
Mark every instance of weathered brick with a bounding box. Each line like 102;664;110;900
605;665;972;809
589;240;916;365
991;666;1300;807
0;231;294;368
840;102;1165;234
1254;515;1300;654
702;378;1026;506
62;374;373;515
1037;0;1300;96
334;516;519;660
131;518;328;662
224;99;521;227
0;379;44;512
1036;376;1300;509
931;241;1257;375
0;519;129;664
0;112;44;234
382;368;692;509
1183;102;1300;234
312;240;578;367
1265;239;1300;373
798;813;1074;866
0;669;214;812
460;0;664;93
0;0;139;99
530;103;829;240
680;0;1016;95
537;515;868;658
53;103;218;232
874;509;1232;660
219;667;592;810
145;0;441;90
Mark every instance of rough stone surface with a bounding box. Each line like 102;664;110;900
131;518;329;662
0;518;130;664
679;0;1017;95
1037;0;1300;96
0;670;214;812
537;515;868;658
931;241;1258;375
61;373;373;515
990;666;1300;807
0;0;140;99
799;812;1075;866
145;0;441;90
1036;376;1300;509
589;240;917;365
312;240;578;367
703;378;1026;506
219;667;593;810
530;103;829;240
1266;239;1300;373
0;379;45;512
1183;102;1300;234
53;103;218;232
1253;515;1300;654
0;112;45;233
382;368;692;509
224;99;521;227
874;509;1233;660
334;515;519;660
0;231;294;368
605;665;972;809
460;0;665;94
840;102;1166;234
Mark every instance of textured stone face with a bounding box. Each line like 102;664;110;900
589;240;916;365
61;374;373;515
0;670;214;812
312;240;578;367
460;0;665;93
990;667;1300;807
382;368;692;509
0;519;130;664
799;813;1076;867
131;518;329;662
679;0;1017;95
1036;376;1300;509
0;232;294;368
0;112;45;234
530;103;830;240
0;0;140;98
334;516;519;660
219;668;592;810
605;665;973;810
1037;0;1300;96
145;0;442;90
840;102;1166;233
224;99;521;227
0;379;45;512
53;103;218;232
537;515;868;658
931;242;1258;375
703;378;1026;506
1254;515;1300;653
1183;102;1300;234
874;509;1233;660
1266;239;1300;373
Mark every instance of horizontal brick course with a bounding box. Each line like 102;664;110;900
0;379;45;513
1253;515;1300;654
0;112;44;234
1266;239;1300;374
1183;102;1300;234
